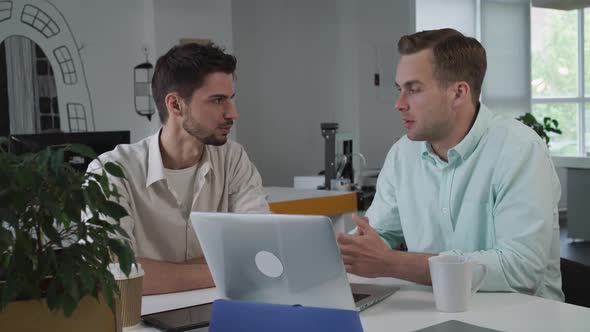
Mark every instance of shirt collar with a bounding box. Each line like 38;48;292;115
146;128;166;187
146;128;214;188
421;103;493;165
198;145;213;180
451;103;492;161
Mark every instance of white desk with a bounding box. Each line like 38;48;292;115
126;275;590;332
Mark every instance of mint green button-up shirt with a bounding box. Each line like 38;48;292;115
366;105;564;301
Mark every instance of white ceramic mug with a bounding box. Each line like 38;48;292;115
428;255;487;312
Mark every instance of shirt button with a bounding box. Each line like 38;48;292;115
442;208;449;214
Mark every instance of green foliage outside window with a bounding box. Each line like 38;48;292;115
531;8;577;98
531;8;579;155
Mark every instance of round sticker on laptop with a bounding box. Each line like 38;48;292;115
255;251;284;278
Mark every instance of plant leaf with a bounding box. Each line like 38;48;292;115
0;137;8;152
79;266;95;294
113;224;131;240
63;294;78;317
45;279;58;310
101;200;129;221
101;278;115;307
40;220;62;246
108;239;134;276
52;148;65;174
104;162;126;179
64;144;97;159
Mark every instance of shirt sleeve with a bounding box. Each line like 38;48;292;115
440;140;558;295
227;146;270;213
364;145;405;249
86;158;137;253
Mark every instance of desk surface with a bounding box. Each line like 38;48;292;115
265;186;354;202
127;275;590;332
265;186;357;215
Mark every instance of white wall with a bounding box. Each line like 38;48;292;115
153;0;234;57
50;0;151;142
45;0;233;143
232;0;414;186
232;0;356;186
357;0;414;169
415;0;477;37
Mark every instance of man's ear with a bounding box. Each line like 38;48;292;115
451;81;471;107
164;93;183;119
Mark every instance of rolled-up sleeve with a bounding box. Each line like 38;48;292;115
441;141;556;296
227;146;270;213
365;146;405;250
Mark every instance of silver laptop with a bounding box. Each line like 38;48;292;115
190;212;398;311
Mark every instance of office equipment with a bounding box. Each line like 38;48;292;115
293;175;325;189
566;167;590;241
321;122;339;189
208;299;363;332
190;212;398;311
320;123;355;190
141;302;212;331
8;130;130;171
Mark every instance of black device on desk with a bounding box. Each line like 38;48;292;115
8;131;130;171
141;302;213;331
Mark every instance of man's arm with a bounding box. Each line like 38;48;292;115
438;141;557;294
227;145;269;213
138;257;215;295
338;215;434;285
360;144;405;248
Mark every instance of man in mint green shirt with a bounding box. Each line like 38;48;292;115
337;28;563;301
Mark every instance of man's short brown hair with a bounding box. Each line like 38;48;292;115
398;28;487;106
151;43;237;123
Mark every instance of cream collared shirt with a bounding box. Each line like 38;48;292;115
87;129;270;262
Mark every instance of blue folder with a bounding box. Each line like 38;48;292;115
209;299;364;332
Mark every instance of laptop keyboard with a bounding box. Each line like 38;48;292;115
353;293;370;303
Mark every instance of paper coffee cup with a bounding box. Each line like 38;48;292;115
109;263;144;327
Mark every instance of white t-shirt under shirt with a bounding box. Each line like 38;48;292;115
164;164;203;258
164;164;198;217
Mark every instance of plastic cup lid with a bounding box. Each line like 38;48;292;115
108;263;144;280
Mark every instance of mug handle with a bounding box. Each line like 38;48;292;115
471;262;488;295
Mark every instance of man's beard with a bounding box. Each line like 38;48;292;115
182;112;232;146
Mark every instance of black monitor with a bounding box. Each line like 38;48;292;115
8;131;130;171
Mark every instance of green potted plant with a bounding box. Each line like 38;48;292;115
516;113;562;145
0;137;135;331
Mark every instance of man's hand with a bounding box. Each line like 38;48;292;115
336;214;395;278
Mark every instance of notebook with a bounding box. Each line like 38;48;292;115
208;299;364;332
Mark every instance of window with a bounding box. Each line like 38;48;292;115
33;44;60;133
66;103;87;132
531;8;590;156
21;4;60;38
53;45;77;85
